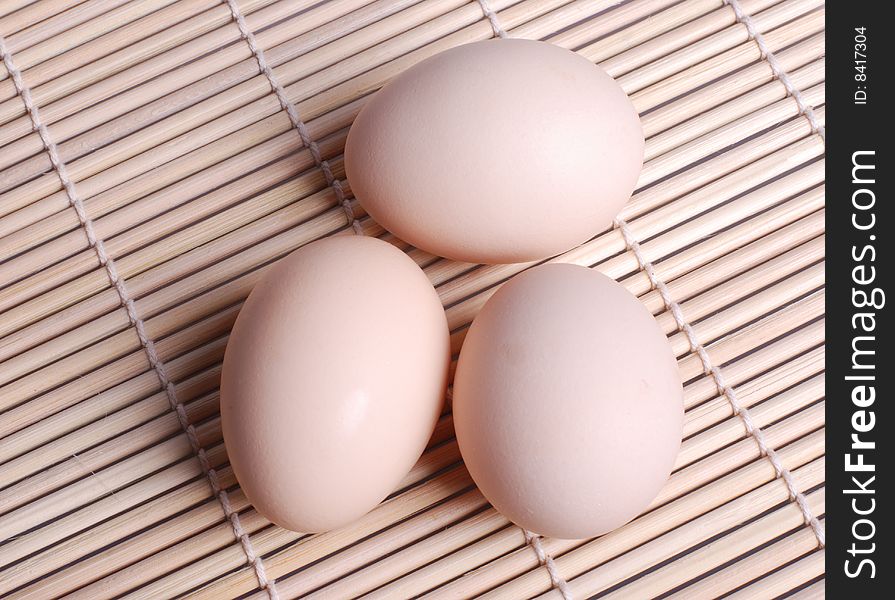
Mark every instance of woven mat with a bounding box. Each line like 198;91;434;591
0;0;825;597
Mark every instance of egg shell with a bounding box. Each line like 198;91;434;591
344;38;644;264
221;235;450;533
453;264;683;539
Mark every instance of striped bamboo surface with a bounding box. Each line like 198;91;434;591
0;0;825;598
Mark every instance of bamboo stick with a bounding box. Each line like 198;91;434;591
303;510;509;599
442;143;823;332
5;413;455;537
0;200;824;446
4;330;819;560
0;159;821;393
617;1;822;94
658;231;823;329
549;0;716;54
0;0;481;182
13;438;422;598
377;429;824;599
0;65;823;334
1;472;236;597
5;0;816;227
94;356;824;600
0;454;206;568
0;435;196;544
304;2;820;135
0;2;824;266
0;382;219;478
280;452;823;598
256;490;496;599
1;324;824;596
640;211;824;313
115;466;472;600
646;58;823;160
0;212;824;446
0;2;826;595
671;400;824;503
432;109;824;311
453;163;813;308
207;368;817;598
680;291;823;384
0;0;43;28
641;81;822;184
2;0;424;197
0;388;170;467
0;166;344;365
0;210;337;412
669;261;823;355
598;0;785;78
508;0;641;45
0;317;226;436
0;252;820;510
0;71;828;600
726;549;825;599
0;0;411;168
629;104;823;221
0;0;291;104
631;23;822;113
0;298;824;548
666;518;824;598
684;344;821;438
5;434;462;597
689;327;822;426
676;375;823;468
0;3;680;255
5;2;524;244
0;301;228;413
0;127;350;302
408;390;823;599
492;456;825;599
3;0;180;75
685;318;822;415
0;135;822;410
598;491;824;599
601;177;823;301
1;0;132;54
0;377;447;486
0;23;824;300
283;392;823;599
0;284;239;392
4;390;211;479
0;400;214;512
0;0;570;238
2;318;820;556
379;526;526;600
3;426;458;584
642;33;823;138
787;579;825;599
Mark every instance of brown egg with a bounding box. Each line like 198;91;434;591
221;235;450;533
345;38;644;264
453;264;683;539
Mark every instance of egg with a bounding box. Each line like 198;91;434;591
344;38;643;264
221;235;450;533
453;264;683;539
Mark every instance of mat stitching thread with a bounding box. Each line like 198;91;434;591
470;5;572;596
724;0;825;142
613;218;825;548
0;35;280;600
224;0;363;235
475;0;509;38
523;530;574;600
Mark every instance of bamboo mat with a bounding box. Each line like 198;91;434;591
0;0;825;598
